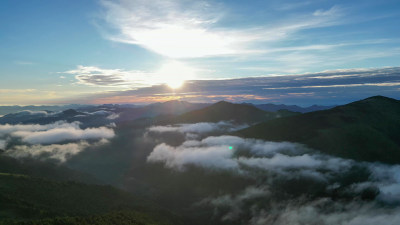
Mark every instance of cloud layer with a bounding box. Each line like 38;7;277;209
79;67;400;105
7;142;90;163
147;135;345;178
0;121;114;144
148;121;247;135
98;0;349;59
147;133;400;224
1;121;115;162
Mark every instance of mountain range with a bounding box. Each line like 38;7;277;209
162;101;300;125
238;96;400;164
254;103;336;113
1;95;400;224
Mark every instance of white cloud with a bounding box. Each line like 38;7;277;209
313;6;341;17
99;0;241;58
106;113;120;120
147;134;400;205
147;132;400;224
148;121;247;135
148;143;237;171
63;61;198;87
0;121;115;144
88;110;111;116
247;199;400;225
5;140;109;163
64;65;149;87
0;121;80;136
147;135;338;175
12;125;114;145
99;0;344;59
12;110;51;116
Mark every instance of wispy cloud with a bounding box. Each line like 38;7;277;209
73;67;400;105
93;0;400;77
64;65;148;87
63;61;198;88
1;121;115;163
98;0;345;59
0;121;115;144
7;142;90;163
146;128;400;224
6;139;110;163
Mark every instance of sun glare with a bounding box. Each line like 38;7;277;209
157;61;196;89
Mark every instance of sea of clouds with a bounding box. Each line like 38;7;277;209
145;121;400;225
0;121;115;162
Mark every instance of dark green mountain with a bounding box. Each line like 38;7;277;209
116;100;210;122
255;103;335;113
238;96;400;164
0;155;183;225
0;154;99;184
163;101;299;124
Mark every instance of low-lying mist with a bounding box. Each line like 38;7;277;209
141;122;400;225
2;112;400;225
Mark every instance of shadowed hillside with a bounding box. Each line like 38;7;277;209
238;96;400;164
163;101;299;124
0;155;183;225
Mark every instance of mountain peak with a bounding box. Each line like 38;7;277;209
165;100;287;124
341;95;399;110
361;95;397;102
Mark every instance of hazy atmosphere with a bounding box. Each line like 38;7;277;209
1;1;400;225
1;0;400;105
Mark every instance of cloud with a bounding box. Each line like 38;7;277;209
186;144;400;224
147;135;331;174
0;121;115;162
199;186;271;221
0;121;115;144
99;0;244;58
10;110;51;117
248;199;400;225
148;143;238;171
5;140;109;163
80;66;400;105
98;0;344;58
0;139;6;149
63;61;198;88
313;6;341;17
0;121;79;136
85;110;119;119
147;132;400;209
146;135;356;182
64;65;150;87
106;113;120;120
12;125;114;145
148;121;248;135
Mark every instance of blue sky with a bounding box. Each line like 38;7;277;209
1;0;400;105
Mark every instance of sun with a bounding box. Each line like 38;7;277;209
157;61;196;89
166;79;185;89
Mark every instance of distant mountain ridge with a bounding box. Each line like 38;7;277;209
238;96;400;164
0;101;210;126
162;101;300;125
0;104;89;116
254;103;336;113
116;100;210;122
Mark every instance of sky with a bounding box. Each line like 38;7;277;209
1;0;400;106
